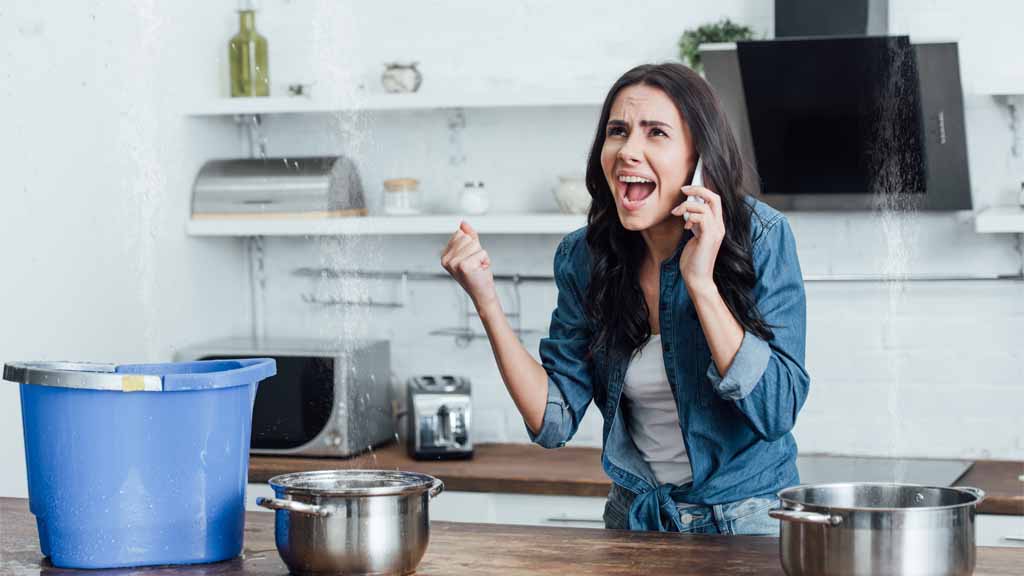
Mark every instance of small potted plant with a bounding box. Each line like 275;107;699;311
678;19;756;74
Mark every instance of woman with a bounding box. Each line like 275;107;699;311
440;63;809;535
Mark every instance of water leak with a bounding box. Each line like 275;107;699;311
305;6;387;471
121;0;165;362
869;39;923;477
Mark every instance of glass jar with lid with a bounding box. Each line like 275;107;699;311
382;178;421;215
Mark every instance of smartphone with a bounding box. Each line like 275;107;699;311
691;157;704;188
682;157;705;224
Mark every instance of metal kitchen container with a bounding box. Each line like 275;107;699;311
191;156;367;218
770;482;986;576
4;359;276;569
258;470;444;576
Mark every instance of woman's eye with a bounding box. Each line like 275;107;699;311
650;128;667;137
607;126;626;137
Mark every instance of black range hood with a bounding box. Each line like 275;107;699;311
700;1;971;211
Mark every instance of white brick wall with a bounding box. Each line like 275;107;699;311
263;233;1024;460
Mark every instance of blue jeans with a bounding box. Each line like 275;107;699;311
603;483;781;536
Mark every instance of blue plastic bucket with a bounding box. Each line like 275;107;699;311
4;358;276;569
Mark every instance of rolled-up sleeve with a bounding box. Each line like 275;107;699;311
706;330;772;400
526;376;575;448
709;216;810;442
527;233;594;448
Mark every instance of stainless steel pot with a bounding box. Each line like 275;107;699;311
257;469;444;576
770;482;985;576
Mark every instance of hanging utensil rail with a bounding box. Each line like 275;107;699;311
294;267;549;345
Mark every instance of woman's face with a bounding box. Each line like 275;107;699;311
600;83;697;232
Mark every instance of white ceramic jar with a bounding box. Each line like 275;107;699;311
460;181;489;215
554;175;590;214
381;63;423;93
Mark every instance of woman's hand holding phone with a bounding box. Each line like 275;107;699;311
672;158;725;295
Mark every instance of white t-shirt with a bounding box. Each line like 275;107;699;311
621;334;693;486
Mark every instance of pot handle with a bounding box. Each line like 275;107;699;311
769;508;843;526
956;486;986;503
256;496;332;517
428;478;445;499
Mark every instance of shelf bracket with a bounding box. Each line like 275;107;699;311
996;95;1024;158
234;113;267;159
1017;232;1024;278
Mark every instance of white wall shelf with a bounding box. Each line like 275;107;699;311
974;206;1024;233
187;90;605;117
978;85;1024;97
189;208;1024;237
186;213;587;237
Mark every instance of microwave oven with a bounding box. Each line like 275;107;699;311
175;338;394;457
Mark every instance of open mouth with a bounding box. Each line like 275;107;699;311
618;175;657;212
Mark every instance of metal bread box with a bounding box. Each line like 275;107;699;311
191;156;367;219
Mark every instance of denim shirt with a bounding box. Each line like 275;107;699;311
529;198;809;528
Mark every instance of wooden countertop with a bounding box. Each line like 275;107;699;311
3;497;1022;575
250;443;1024;515
956;460;1024;516
250;442;610;497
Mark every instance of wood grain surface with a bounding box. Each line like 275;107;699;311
956;460;1024;515
250;442;612;497
251;443;1024;514
3;498;1023;575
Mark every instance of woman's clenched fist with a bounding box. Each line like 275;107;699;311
441;221;497;309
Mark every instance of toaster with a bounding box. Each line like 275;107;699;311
406;375;473;460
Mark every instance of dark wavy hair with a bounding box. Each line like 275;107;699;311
584;62;773;360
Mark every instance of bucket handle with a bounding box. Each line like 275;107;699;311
769;508;843;526
256;497;331;517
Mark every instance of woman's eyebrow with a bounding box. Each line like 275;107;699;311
606;119;673;129
639;119;673;129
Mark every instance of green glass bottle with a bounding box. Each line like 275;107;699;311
229;5;269;97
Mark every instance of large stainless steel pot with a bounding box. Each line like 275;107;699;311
257;469;444;576
770;482;985;576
